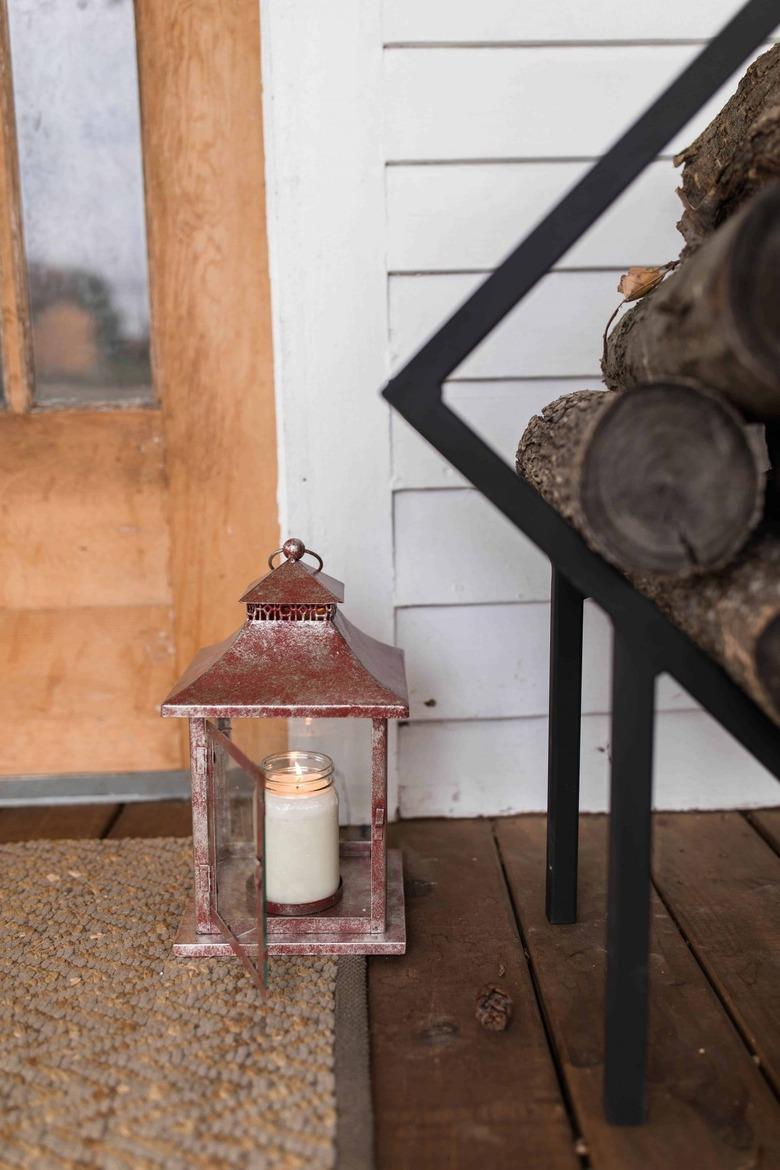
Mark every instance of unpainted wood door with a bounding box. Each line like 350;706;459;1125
0;0;280;778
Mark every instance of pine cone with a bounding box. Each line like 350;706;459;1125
475;985;513;1032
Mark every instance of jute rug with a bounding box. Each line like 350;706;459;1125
0;837;373;1170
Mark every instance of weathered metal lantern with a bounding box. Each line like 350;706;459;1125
161;538;409;986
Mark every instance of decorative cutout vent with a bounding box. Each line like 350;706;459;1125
247;603;335;622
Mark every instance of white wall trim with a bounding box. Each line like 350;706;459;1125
260;0;397;817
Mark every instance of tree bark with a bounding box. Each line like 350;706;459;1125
602;183;780;421
675;44;780;254
516;385;762;578
635;530;780;727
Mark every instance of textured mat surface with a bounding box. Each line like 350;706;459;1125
0;838;340;1170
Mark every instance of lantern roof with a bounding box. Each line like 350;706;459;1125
161;539;409;719
239;558;344;606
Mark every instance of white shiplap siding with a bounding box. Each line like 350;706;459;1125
262;1;778;819
383;5;778;814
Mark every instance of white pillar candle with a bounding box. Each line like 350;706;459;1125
260;751;340;906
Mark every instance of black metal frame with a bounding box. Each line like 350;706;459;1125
382;0;780;1125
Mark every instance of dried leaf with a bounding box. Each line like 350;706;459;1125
617;265;670;301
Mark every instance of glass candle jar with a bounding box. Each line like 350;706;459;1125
260;750;341;912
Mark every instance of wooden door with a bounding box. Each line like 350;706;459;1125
0;0;280;780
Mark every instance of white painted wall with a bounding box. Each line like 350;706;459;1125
261;1;780;819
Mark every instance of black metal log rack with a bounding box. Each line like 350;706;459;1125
382;0;780;1125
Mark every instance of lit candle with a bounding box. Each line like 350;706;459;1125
261;751;340;909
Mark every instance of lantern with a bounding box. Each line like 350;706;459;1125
161;538;409;987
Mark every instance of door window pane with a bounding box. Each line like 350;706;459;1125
8;0;153;406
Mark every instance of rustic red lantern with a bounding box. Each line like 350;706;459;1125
161;538;409;987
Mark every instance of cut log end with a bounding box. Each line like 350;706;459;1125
580;384;762;575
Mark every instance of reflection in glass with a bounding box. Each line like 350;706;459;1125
211;728;264;966
8;0;153;405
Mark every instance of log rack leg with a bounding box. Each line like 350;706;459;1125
546;567;584;925
604;629;656;1125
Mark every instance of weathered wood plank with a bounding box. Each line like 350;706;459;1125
108;800;192;839
746;808;780;855
653;812;780;1090
0;605;179;774
0;804;118;842
496;815;780;1169
0;411;172;610
369;819;578;1170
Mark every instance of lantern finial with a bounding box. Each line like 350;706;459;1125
282;537;305;561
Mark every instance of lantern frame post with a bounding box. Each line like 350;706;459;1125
370;718;388;934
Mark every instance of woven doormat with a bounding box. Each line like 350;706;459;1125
0;838;372;1170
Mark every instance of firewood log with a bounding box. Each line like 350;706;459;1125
635;529;780;727
602;184;780;421
516;386;762;578
675;43;780;254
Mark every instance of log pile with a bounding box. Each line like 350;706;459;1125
515;45;780;724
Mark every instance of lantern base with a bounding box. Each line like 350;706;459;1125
173;847;406;957
266;879;344;917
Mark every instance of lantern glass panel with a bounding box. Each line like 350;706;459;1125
208;723;266;987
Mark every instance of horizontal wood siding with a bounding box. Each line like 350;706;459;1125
390;271;619;377
383;2;777;44
387;159;682;273
380;13;779;815
399;714;780;817
396;602;694;721
384;45;767;162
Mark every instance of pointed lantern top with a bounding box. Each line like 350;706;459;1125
239;537;345;613
161;539;408;719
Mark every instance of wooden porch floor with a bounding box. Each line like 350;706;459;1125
1;804;778;1169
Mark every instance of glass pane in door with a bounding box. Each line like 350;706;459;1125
8;0;153;405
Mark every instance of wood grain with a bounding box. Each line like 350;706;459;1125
653;812;780;1089
0;410;171;609
136;0;281;765
370;819;578;1170
108;800;192;839
0;605;179;774
0;804;118;842
0;0;32;413
495;815;780;1169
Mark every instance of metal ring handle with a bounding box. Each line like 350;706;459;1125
267;545;324;574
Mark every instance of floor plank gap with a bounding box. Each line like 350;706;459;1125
742;809;780;858
491;819;591;1168
650;871;779;1104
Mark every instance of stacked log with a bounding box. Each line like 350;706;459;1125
517;386;762;577
675;43;780;254
513;44;780;724
601;183;780;421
